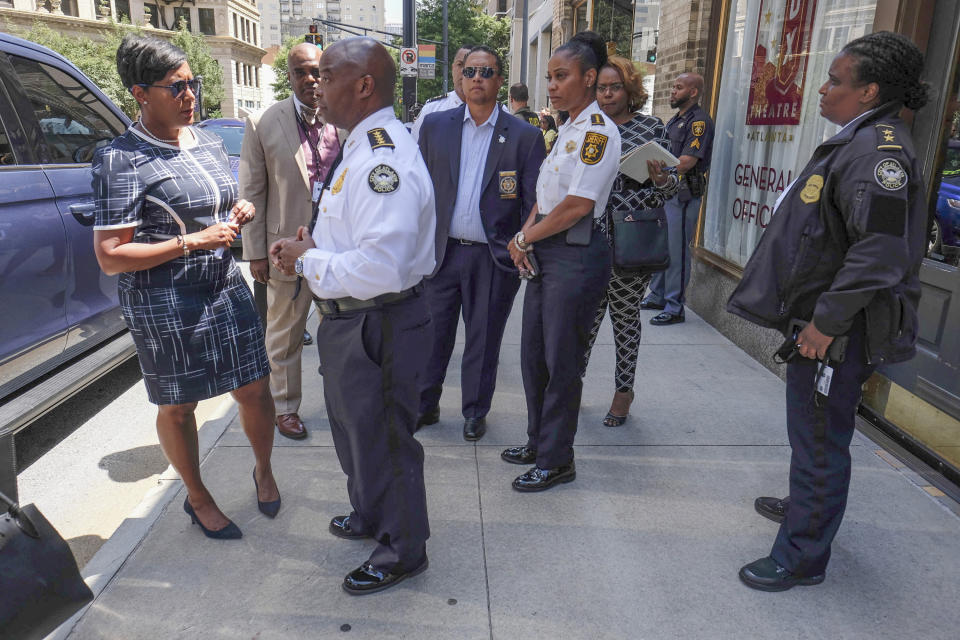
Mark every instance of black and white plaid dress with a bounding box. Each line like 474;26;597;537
92;126;269;405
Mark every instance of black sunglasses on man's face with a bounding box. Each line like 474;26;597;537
462;66;496;79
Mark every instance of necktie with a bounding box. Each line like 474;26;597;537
300;104;317;126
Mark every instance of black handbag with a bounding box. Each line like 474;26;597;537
0;491;94;640
610;208;670;277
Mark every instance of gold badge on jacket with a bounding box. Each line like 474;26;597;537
799;174;824;204
580;132;608;165
499;171;518;199
331;168;348;195
565;139;577;153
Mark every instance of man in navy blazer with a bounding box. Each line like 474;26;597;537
416;45;546;441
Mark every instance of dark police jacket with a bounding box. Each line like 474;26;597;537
419;104;546;272
667;103;714;202
727;104;928;365
513;106;541;128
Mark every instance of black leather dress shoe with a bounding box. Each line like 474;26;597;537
650;311;685;325
512;463;576;492
639;299;665;310
463;417;486;441
739;556;825;592
501;445;537;465
755;496;789;524
415;406;439;431
329;515;370;540
342;558;429;595
303;330;313;346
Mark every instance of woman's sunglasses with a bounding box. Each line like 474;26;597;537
462;66;497;79
136;76;203;99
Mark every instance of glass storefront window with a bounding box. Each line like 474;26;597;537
701;0;878;267
928;70;960;266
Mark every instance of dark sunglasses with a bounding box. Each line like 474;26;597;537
462;66;497;79
136;76;203;99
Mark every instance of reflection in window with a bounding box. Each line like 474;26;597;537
928;63;960;266
199;8;216;35
174;6;192;31
9;56;124;164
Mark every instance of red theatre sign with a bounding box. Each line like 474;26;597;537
746;0;818;126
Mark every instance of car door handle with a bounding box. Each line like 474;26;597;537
69;202;96;226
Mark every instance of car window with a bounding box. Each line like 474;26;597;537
0;115;16;166
7;55;124;164
203;125;244;156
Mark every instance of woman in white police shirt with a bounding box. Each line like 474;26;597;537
500;31;622;492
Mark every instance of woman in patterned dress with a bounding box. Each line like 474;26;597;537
92;36;280;539
582;56;681;427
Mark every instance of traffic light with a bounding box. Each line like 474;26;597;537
306;24;322;48
646;47;657;63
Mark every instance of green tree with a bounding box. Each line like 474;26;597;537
271;37;303;102
8;20;225;118
171;20;224;117
415;0;512;104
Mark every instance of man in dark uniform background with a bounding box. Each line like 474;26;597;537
642;72;714;325
509;83;541;128
271;37;436;595
728;31;929;591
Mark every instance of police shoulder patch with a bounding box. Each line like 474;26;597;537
580;132;608;165
875;158;907;191
692;120;706;137
590;113;605;126
875;124;902;151
368;164;400;194
367;128;394;150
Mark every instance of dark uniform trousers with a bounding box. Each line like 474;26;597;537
420;241;521;418
315;293;432;572
522;228;611;469
772;316;876;576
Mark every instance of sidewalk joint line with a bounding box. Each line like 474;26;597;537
474;443;494;640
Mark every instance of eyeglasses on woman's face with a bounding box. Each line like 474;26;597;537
137;77;203;99
597;82;624;95
462;66;497;79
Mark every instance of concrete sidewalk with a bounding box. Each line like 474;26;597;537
60;288;960;639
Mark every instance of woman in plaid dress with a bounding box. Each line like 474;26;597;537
583;56;681;426
92;36;280;539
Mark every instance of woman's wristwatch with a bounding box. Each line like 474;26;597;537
514;231;533;252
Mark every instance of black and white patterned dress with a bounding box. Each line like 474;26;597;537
92;126;270;405
583;112;680;392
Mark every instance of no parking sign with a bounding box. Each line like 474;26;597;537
400;47;418;77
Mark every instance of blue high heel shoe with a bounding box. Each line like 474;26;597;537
253;468;281;518
183;498;242;539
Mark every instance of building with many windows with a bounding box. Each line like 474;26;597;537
1;0;265;117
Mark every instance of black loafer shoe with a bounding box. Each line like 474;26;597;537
639;299;666;310
415;406;440;431
501;445;537;465
329;515;370;540
739;556;825;592
463;417;486;441
303;330;313;346
755;496;789;524
512;463;576;492
650;311;685;325
343;558;429;595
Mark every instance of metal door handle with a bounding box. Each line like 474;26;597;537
69;202;96;226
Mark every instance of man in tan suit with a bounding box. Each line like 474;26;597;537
240;43;344;439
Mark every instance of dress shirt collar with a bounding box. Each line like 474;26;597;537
462;103;500;129
565;100;602;131
292;93;324;125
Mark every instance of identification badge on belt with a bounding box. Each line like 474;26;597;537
499;171;518;199
312;181;322;203
816;364;834;396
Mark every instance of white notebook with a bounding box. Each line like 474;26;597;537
619;141;680;183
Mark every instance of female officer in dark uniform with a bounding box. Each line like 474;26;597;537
727;31;929;591
499;31;622;491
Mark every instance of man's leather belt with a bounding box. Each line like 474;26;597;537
313;283;423;316
449;237;482;245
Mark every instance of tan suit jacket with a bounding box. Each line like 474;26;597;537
239;97;346;280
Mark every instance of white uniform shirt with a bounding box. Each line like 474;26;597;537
410;90;464;142
536;100;621;219
301;106;437;300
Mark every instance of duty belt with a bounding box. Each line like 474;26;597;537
313;283;423;316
